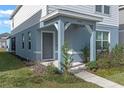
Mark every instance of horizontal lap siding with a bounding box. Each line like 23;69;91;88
119;9;124;25
12;5;119;34
11;24;42;61
98;6;119;26
119;31;124;44
119;8;124;44
12;5;47;32
48;5;119;26
48;5;94;16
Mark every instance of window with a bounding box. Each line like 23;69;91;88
104;5;110;14
95;5;102;13
22;34;24;49
28;32;31;50
96;31;109;51
95;5;110;15
11;37;16;51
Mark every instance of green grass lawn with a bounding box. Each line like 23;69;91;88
0;50;99;88
94;66;124;85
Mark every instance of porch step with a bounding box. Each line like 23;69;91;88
71;62;83;67
40;60;55;66
69;62;86;73
41;61;86;73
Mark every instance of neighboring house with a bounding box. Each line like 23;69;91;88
0;33;10;50
10;5;119;69
119;5;124;44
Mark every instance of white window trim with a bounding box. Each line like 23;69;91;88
28;32;32;50
95;5;103;14
22;34;25;49
96;30;110;51
96;29;111;43
41;31;55;60
103;5;111;16
95;5;111;16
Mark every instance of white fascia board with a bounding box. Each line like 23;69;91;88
40;10;60;21
10;5;22;19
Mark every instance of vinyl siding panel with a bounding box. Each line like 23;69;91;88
119;9;124;44
119;30;124;44
12;5;47;30
119;9;124;25
11;23;42;61
48;5;94;14
48;5;119;26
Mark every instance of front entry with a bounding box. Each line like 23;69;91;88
42;32;54;60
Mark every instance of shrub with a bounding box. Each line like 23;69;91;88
86;61;98;72
81;46;90;63
111;44;124;65
46;63;62;75
32;63;46;77
96;44;124;69
96;51;112;69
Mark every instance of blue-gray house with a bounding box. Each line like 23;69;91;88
10;5;119;69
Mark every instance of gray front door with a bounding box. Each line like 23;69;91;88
43;32;53;59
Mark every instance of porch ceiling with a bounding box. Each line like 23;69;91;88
40;9;103;22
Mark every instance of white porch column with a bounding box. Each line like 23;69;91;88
57;19;64;70
85;24;96;61
90;31;96;61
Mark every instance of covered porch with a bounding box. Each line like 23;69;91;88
39;9;103;69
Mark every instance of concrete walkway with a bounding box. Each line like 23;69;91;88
74;70;124;88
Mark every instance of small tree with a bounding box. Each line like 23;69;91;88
61;43;73;75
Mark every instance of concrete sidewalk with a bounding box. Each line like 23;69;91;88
74;70;124;88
